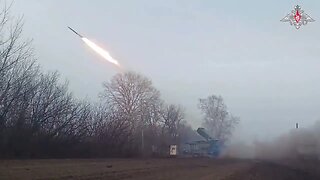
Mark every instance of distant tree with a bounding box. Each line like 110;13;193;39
100;72;162;154
101;72;160;122
198;95;239;141
161;104;184;144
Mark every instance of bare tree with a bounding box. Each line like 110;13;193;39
0;3;38;157
161;104;184;144
102;72;160;116
198;95;239;141
100;72;162;154
0;3;92;156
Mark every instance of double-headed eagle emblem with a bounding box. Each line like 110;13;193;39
281;5;315;29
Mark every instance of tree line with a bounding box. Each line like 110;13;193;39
0;5;239;158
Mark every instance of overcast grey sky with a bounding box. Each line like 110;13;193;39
11;0;320;142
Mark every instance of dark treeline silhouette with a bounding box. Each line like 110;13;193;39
0;5;196;158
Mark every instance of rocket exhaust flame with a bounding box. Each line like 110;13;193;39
68;27;120;67
81;38;120;66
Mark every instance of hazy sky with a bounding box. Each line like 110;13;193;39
11;0;320;142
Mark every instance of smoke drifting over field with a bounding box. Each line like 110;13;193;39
225;121;320;160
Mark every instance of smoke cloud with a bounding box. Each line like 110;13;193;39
224;121;320;160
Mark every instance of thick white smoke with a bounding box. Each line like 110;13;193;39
224;121;320;160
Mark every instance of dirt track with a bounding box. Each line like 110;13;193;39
0;158;319;180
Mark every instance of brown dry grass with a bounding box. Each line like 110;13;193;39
0;158;319;180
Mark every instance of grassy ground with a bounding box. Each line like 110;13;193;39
0;158;319;180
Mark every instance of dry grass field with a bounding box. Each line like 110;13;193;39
0;158;319;180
